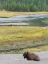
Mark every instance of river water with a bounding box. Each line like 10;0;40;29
0;14;48;26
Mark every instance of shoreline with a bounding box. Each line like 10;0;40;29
0;11;48;18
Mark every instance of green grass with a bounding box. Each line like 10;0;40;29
0;45;48;54
18;45;48;54
0;26;48;54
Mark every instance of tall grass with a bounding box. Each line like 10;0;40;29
0;26;48;52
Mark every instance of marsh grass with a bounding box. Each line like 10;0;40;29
18;45;48;54
0;26;48;53
0;10;48;18
0;45;48;54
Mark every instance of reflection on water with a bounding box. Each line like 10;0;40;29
0;14;48;26
24;18;48;26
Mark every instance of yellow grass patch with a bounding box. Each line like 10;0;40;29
0;10;48;18
0;26;48;43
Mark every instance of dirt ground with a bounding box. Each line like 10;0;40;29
0;51;48;64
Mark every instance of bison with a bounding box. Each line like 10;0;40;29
23;51;40;61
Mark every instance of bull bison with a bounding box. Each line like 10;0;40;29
23;51;40;61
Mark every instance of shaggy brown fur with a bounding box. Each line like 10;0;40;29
23;51;40;61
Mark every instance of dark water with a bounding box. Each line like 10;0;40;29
0;14;48;26
24;18;48;26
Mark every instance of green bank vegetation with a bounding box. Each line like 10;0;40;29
0;0;48;12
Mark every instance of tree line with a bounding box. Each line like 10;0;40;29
0;0;48;12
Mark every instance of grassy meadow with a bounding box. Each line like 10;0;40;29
0;11;48;53
0;26;48;53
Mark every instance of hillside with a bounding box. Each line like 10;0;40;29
0;0;48;12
